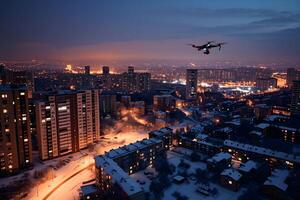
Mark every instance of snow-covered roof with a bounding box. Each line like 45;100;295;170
106;138;162;159
238;160;258;173
150;127;172;137
255;123;270;130
265;115;289;122
195;133;209;141
207;152;231;163
225;119;241;126
217;127;233;133
221;168;242;181
224;140;300;164
95;156;143;196
249;130;263;136
191;124;204;133
264;169;289;191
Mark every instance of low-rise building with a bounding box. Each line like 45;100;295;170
207;152;231;172
224;140;300;169
263;169;289;199
220;168;242;191
105;138;164;174
178;135;222;156
95;156;145;200
149;127;173;150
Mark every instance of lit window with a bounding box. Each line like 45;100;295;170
58;106;67;111
1;94;7;98
22;117;27;121
3;109;7;113
46;106;51;110
5;128;10;132
20;92;25;96
8;165;13;169
24;138;28;142
228;180;232;185
25;159;29;163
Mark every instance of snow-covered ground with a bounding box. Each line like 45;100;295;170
23;129;149;200
131;149;245;200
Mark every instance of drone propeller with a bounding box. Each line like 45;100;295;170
187;43;197;47
218;42;227;51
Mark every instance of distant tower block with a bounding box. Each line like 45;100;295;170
103;66;110;75
85;65;91;75
186;69;198;99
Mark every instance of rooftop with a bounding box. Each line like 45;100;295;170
238;160;258;173
255;123;270;130
221;168;242;181
95;156;143;196
264;169;289;191
224;140;300;164
106;138;162;159
207;152;231;163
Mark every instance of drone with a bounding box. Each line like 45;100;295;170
188;41;226;54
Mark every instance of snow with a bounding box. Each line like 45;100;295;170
249;130;262;136
224;140;300;163
16;129;150;200
221;168;242;181
217;127;233;133
238;160;257;173
255;123;270;130
195;133;209;141
264;169;289;191
162;180;245;200
105;138;161;160
130;150;245;200
207;152;231;163
95;156;143;196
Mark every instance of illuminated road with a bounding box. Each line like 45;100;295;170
43;164;93;200
26;130;148;200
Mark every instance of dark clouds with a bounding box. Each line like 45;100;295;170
0;0;300;64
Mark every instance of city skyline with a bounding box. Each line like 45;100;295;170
1;0;300;65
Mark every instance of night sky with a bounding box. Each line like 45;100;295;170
1;0;300;65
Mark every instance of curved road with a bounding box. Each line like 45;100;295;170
42;164;93;200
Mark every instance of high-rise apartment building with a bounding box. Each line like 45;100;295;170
84;66;91;75
186;69;198;99
102;66;110;75
287;68;300;88
0;85;32;175
35;90;100;160
256;77;277;91
291;80;300;118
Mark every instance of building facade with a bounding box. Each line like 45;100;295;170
186;69;198;99
291;80;300;118
0;85;32;175
35;90;100;160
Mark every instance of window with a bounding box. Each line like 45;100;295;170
1;94;7;98
3;109;7;114
58;106;67;111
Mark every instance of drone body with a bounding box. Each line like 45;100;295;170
189;41;226;55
